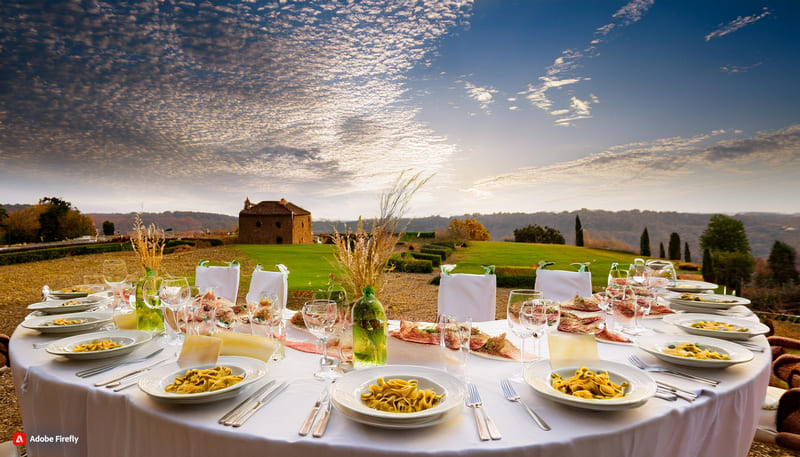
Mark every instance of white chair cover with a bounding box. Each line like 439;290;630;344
247;264;289;308
437;273;496;322
534;269;592;302
195;260;241;303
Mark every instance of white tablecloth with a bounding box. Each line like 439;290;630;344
11;315;770;457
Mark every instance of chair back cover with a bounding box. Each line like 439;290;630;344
247;264;289;308
534;269;592;302
437;273;496;322
195;260;241;303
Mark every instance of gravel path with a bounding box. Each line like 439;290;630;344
0;247;793;456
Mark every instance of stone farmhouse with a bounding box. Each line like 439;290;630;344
238;198;312;244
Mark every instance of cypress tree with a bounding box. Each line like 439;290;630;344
659;242;666;259
668;232;681;260
684;242;691;263
640;228;651;257
702;248;714;282
575;215;584;247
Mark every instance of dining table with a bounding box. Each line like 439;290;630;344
10;309;770;457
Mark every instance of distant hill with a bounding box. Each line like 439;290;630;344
87;212;239;235
315;210;800;260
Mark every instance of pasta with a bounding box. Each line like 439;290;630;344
50;318;86;326
689;321;748;332
165;366;243;394
662;342;729;360
361;377;445;413
551;367;629;399
72;339;122;352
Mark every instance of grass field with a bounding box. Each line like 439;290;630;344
233;243;344;290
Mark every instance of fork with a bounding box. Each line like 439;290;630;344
75;348;164;378
500;379;550;431
467;383;502;440
628;355;719;386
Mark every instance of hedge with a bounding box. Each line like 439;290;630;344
421;247;451;261
409;252;441;267
388;256;433;273
495;266;537;276
399;232;436;242
429;240;457;250
0;243;130;266
429;271;536;289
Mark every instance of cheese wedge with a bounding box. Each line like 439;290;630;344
216;330;278;363
113;313;137;330
547;332;599;369
177;334;223;368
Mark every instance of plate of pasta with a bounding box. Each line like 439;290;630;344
330;365;466;428
28;296;108;314
663;313;769;341
138;356;268;404
44;329;152;359
636;334;753;368
663;292;750;310
22;311;114;334
524;359;656;411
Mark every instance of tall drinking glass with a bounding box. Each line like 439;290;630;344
507;289;542;382
437;314;472;379
103;259;128;311
160;277;191;348
302;299;339;381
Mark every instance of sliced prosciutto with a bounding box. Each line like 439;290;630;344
561;295;602;312
390;320;526;360
558;311;631;344
389;320;441;346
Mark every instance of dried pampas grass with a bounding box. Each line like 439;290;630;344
130;214;165;273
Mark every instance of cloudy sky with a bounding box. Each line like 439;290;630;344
1;0;798;220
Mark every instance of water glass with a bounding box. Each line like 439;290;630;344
191;288;218;336
507;289;542;382
247;290;285;360
437;314;472;379
160;277;191;347
302;299;339;381
608;283;637;335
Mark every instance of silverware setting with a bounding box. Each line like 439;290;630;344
734;341;765;353
628;355;720;386
228;381;288;427
219;381;274;424
500;379;550;431
299;387;330;436
655;381;700;402
466;383;501;440
75;347;164;378
654;389;677;401
312;394;333;438
94;358;171;387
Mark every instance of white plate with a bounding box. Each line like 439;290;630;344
28;296;108;314
664;292;750;310
470;349;538;362
331;365;465;422
524;359;656;411
138;356;268;404
331;395;461;429
637;334;753;368
22;311;113;334
49;290;90;299
45;329;152;359
665;280;718;293
663;313;768;341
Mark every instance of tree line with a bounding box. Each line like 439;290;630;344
0;197;98;244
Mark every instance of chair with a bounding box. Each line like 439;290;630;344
437;267;496;322
247;264;289;309
195;260;241;303
534;262;592;302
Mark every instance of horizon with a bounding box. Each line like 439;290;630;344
1;1;799;220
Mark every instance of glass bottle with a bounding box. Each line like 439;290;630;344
351;285;387;368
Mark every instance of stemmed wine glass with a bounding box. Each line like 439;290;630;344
645;260;677;290
103;259;128;311
543;299;560;333
507;289;543;382
160;277;191;347
302;299;340;381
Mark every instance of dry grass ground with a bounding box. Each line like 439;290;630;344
0;246;797;456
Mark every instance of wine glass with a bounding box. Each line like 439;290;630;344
437;314;472;379
160;277;191;347
645;260;677;290
507;289;542;382
525;299;548;357
103;259;128;311
140;277;164;333
302;299;340;381
543;300;561;333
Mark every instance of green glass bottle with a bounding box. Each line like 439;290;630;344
135;268;164;332
351;285;387;368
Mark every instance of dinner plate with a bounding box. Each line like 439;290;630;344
21;311;113;334
45;329;152;360
663;313;769;341
331;395;462;429
138;356;268;404
331;365;465;422
663;292;750;310
636;334;753;368
524;359;656;411
28;296;108;314
665;280;718;293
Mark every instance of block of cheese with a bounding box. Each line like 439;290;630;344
177;334;223;368
113;313;137;330
216;330;278;363
547;332;598;369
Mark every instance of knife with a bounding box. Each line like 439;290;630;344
218;381;275;425
98;358;171;387
230;382;289;427
299;388;329;436
312;398;332;438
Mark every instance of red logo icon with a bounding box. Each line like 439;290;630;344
13;433;26;445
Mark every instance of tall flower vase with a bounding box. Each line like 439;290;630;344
135;268;165;332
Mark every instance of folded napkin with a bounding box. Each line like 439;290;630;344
437;273;496;322
195;260;241;303
247;264;288;307
534;269;592;302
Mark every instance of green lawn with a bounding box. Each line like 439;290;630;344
448;241;648;288
234;244;344;290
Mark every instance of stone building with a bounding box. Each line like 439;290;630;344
238;198;312;244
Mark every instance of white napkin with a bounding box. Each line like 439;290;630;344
534;269;592;302
247;264;289;307
195;261;241;303
437;273;496;322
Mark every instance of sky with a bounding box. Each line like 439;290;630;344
1;0;799;221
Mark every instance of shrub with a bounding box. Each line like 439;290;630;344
677;262;700;271
496;272;536;288
388;256;433;273
0;242;129;266
430;240;457;250
495;266;537;276
421;247;449;261
409;252;441;267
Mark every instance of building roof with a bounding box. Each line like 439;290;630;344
239;199;311;216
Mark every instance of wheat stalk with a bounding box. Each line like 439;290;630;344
130;214;165;273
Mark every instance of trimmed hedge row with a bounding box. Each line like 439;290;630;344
495;266;537;276
0;243;131;266
399;232;436;241
408;252;442;268
429;240;457;249
388;255;433;273
429;270;537;289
